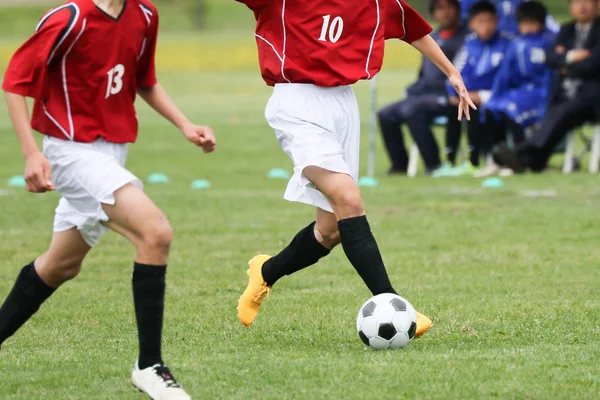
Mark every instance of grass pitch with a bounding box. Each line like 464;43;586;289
0;29;599;400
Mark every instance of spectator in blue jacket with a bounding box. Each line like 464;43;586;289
444;1;513;171
494;0;600;172
482;1;554;149
378;0;467;174
460;0;560;35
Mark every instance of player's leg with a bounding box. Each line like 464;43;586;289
0;228;90;348
302;167;432;336
101;184;189;399
237;208;335;327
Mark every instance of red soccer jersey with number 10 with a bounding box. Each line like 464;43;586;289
1;0;158;144
237;0;433;87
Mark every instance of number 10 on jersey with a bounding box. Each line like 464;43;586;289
319;15;344;43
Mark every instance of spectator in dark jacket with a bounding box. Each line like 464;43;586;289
378;0;467;174
494;0;600;172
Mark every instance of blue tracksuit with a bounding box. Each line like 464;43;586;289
460;0;560;35
446;31;513;96
483;30;554;127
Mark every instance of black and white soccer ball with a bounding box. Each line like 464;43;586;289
356;293;418;350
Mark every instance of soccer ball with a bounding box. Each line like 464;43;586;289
356;293;417;350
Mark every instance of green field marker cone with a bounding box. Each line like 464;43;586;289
267;168;291;179
481;177;504;188
190;179;211;190
358;176;379;187
8;176;26;188
147;173;170;184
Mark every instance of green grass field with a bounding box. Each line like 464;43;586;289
1;3;600;399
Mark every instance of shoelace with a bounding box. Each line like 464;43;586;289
253;286;270;304
152;365;181;388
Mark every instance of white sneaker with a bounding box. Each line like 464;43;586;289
473;163;499;178
131;361;191;400
498;168;515;177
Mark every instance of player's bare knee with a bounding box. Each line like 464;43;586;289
332;190;364;217
140;215;173;254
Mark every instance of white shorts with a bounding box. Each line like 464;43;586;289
265;84;360;213
43;136;143;247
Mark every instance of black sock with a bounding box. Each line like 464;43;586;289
0;262;56;348
133;262;166;369
338;216;396;295
262;222;331;286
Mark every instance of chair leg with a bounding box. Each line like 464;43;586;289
562;132;575;174
407;144;419;178
589;125;600;174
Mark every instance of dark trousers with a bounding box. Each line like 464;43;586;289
445;107;482;166
485;110;526;148
378;95;446;171
519;97;597;171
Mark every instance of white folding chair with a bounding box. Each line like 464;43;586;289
407;115;449;178
562;124;600;174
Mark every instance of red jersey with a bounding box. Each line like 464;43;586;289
2;0;158;144
237;0;433;87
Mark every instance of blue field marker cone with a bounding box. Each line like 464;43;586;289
147;173;170;184
358;176;380;188
267;168;291;180
190;179;211;190
481;177;504;188
8;175;26;188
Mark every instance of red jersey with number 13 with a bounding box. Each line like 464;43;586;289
237;0;433;87
2;0;158;144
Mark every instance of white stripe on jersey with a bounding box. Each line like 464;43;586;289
280;0;291;83
255;34;284;62
36;3;75;32
47;3;81;65
62;18;87;140
394;0;407;40
44;18;87;141
365;0;381;79
139;4;153;26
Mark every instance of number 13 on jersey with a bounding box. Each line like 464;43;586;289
106;64;125;99
318;15;344;43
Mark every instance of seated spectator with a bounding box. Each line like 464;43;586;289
378;0;467;175
443;1;512;173
494;0;600;172
483;1;554;156
460;0;560;35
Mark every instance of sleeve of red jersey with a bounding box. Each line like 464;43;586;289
1;4;82;100
384;0;433;44
136;3;159;88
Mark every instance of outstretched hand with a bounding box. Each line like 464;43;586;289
182;123;216;153
449;73;477;121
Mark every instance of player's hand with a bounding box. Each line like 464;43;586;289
449;72;477;121
24;152;55;193
182;123;216;153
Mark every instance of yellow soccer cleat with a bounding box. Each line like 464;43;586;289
415;311;433;338
237;254;272;327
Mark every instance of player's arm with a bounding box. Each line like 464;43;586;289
4;92;54;193
136;9;215;153
1;6;79;193
137;84;216;153
386;0;475;120
411;35;477;121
